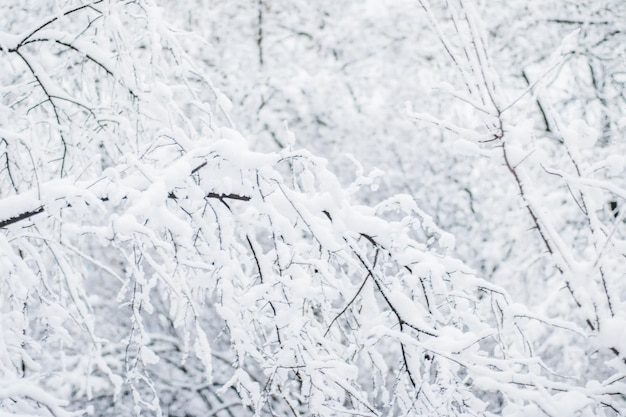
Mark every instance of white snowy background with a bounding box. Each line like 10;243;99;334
0;0;625;416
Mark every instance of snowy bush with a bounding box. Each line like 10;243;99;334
0;0;625;416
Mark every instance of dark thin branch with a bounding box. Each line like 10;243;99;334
0;206;44;228
348;239;437;338
14;50;67;176
324;249;379;336
191;161;208;174
257;0;264;66
1;188;252;229
14;1;103;49
167;191;250;202
205;192;251;202
499;126;600;333
502;142;555;256
400;339;417;388
545;18;611;25
521;70;551;132
39;38;137;99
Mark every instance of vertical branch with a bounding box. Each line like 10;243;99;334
521;70;552;132
257;0;264;67
588;61;611;145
